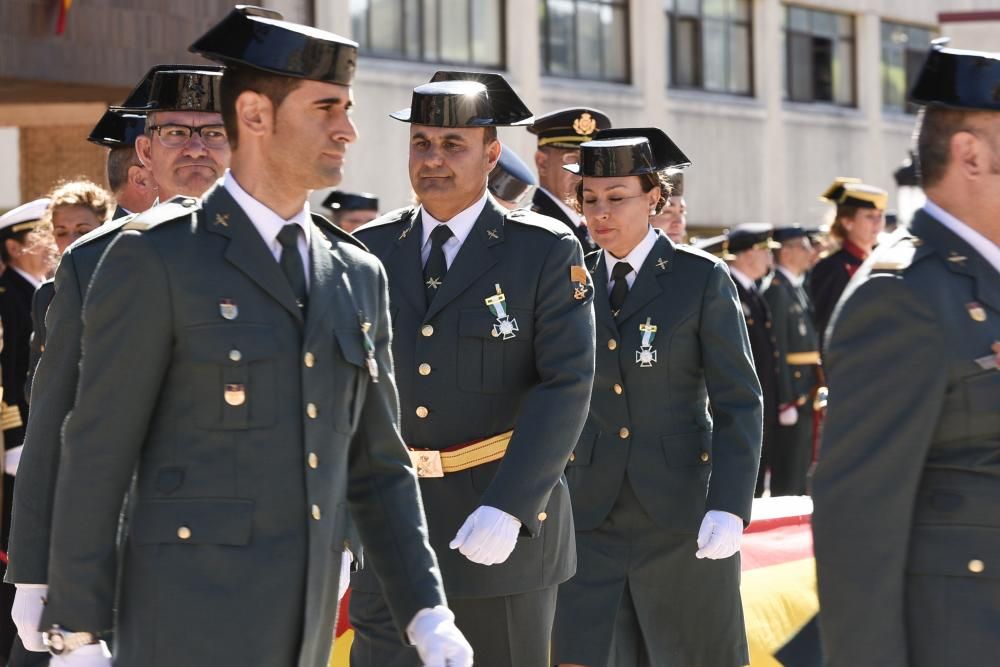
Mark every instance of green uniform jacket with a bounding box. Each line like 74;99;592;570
8;215;133;584
354;197;595;598
762;271;819;409
40;185;444;667
812;209;1000;666
570;233;762;532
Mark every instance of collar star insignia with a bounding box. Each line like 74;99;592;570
655;257;668;270
487;228;499;240
214;213;230;227
399;227;410;240
425;276;442;290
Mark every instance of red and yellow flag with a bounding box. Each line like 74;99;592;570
55;0;73;35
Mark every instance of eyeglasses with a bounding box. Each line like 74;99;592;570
148;124;229;149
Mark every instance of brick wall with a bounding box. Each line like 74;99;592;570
20;125;107;201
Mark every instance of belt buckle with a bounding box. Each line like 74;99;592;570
408;449;444;478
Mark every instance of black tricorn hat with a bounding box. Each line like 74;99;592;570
113;66;224;113
489;143;537;203
391;71;533;126
909;39;1000;111
190;5;358;86
563;127;691;177
772;225;809;244
322;191;379;211
527;107;612;148
87;109;146;148
726;223;781;255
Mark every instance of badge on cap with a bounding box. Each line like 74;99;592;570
967;302;987;322
219;299;239;320
636;317;658;367
224;383;246;406
573;113;597;136
485;284;519;340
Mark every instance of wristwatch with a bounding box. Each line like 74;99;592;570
43;625;99;655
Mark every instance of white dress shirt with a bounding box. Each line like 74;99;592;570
604;226;658;291
538;187;583;228
776;265;805;288
923;199;1000;276
12;267;42;290
222;170;312;288
729;267;757;293
420;192;488;268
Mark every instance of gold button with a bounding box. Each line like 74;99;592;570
418;363;432;376
177;526;192;540
306;403;318;419
304;352;315;368
228;349;242;362
700;452;710;462
421;325;434;337
608;339;618;350
311;505;322;520
969;559;985;574
308;452;319;469
773;351;780;358
794;371;802;379
619;427;630;439
416;406;429;419
537;512;548;521
613;383;623;395
765;321;772;329
569;452;576;462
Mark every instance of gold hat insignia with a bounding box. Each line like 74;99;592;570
573;112;597;136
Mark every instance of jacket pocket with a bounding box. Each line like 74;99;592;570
963;368;1000;414
332;327;367;434
568;424;600;466
132;498;254;546
185;324;277;431
660;430;712;468
456;308;534;393
907;525;1000;580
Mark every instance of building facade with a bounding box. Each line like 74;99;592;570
1;0;998;230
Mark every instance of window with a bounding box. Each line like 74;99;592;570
881;21;934;113
667;0;753;96
351;0;504;67
540;0;630;82
783;6;855;106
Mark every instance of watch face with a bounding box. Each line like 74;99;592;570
48;633;65;654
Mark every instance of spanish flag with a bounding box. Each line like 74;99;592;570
55;0;73;35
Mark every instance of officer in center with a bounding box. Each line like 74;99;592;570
528;106;612;252
352;71;596;667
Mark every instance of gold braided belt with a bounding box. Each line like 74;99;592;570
408;430;513;479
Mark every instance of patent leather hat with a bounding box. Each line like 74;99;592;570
391;71;533;126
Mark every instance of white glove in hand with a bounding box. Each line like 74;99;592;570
4;445;23;476
778;405;799;426
50;642;111;667
695;510;744;560
406;606;473;667
337;550;353;601
449;505;520;565
11;584;47;651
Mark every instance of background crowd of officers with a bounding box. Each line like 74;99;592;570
0;6;994;667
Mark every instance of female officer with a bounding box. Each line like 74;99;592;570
552;128;763;667
809;179;887;344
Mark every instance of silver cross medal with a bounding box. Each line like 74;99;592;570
636;317;658;367
485;284;519;340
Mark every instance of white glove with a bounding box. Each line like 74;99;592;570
406;606;473;667
50;642;111;667
4;445;23;476
11;584;47;651
695;510;744;560
337;550;352;601
449;505;520;565
779;405;799;426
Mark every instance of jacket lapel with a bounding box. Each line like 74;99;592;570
615;234;674;324
378;208;426;317
304;219;343;339
913;209;1000;315
203;184;303;324
589;251;618;333
424;198;503;322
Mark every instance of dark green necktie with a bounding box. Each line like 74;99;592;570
277;224;308;314
423;224;453;306
609;261;632;316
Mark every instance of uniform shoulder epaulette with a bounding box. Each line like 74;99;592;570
122;196;201;231
357;206;415;231
310;212;368;252
67;214;133;251
675;244;724;265
504;208;572;236
870;231;923;272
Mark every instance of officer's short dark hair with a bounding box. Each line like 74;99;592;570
483;126;498;145
220;65;302;149
106;146;140;194
0;230;32;264
915;106;979;188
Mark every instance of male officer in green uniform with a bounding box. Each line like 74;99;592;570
528;107;611;252
36;7;471;667
6;63;231;654
813;40;1000;666
763;226;820;495
352;72;596;667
